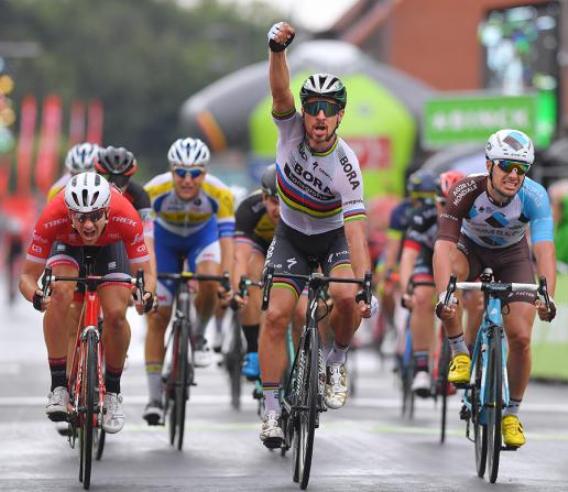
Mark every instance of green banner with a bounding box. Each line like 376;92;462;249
532;272;568;380
423;92;555;149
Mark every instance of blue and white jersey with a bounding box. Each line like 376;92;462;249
437;174;553;248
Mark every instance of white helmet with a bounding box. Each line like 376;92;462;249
167;138;210;168
485;129;534;165
64;172;111;213
65;142;99;175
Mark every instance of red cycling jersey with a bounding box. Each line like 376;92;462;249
26;187;149;264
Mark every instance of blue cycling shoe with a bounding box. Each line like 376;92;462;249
242;352;260;380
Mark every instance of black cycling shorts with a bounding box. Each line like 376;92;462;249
47;242;131;289
265;221;350;296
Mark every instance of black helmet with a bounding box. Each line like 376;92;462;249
96;146;138;177
260;164;277;197
300;73;347;109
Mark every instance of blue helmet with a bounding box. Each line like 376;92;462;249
407;170;437;199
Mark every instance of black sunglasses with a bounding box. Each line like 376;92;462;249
71;209;106;224
303;100;341;117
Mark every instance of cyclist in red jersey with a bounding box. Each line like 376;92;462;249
19;173;155;434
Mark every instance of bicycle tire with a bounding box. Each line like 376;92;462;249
486;329;503;483
438;337;451;444
80;330;97;489
95;429;105;461
472;347;487;478
175;319;191;451
293;328;318;490
227;313;242;411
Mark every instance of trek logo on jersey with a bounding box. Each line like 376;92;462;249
339;156;360;191
44;218;68;229
111;216;137;227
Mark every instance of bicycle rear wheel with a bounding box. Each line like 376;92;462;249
486;329;503;483
79;330;97;489
472;347;487;478
95;429;105;461
438;337;451;443
226;313;242;410
292;328;319;490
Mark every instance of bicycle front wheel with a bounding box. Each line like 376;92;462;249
486;329;503;483
438;337;451;444
173;319;192;451
472;346;487;478
79;330;97;489
293;328;319;490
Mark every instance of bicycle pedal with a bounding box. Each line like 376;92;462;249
47;411;68;423
459;405;471;421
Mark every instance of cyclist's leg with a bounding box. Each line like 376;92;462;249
240;248;265;379
408;273;436;397
497;239;537;447
97;243;132;434
259;228;307;445
192;239;223;366
43;245;80;419
144;222;177;421
443;236;475;384
320;230;360;409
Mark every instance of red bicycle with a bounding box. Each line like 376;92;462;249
41;260;145;490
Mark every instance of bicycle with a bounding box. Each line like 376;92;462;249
40;260;145;490
262;265;372;490
158;271;231;450
441;268;550;483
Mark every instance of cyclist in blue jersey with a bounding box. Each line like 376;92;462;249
434;129;557;448
142;138;235;425
260;21;374;448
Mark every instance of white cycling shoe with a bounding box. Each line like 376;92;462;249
46;386;69;422
103;393;125;434
194;340;213;368
325;363;349;409
411;371;432;398
260;410;284;449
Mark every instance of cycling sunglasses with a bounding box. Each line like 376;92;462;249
494;159;530;176
173;167;204;179
71;209;106;224
303;100;341;117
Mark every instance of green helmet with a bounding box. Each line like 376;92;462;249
300;73;347;109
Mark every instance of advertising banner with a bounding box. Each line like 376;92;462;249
35;95;63;194
15;95;37;195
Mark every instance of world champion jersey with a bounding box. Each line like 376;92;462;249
144;172;235;238
438;174;553;249
274;112;366;235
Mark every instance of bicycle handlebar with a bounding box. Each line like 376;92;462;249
443;273;551;310
158;271;231;293
261;266;372;311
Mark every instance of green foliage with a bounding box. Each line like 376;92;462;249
1;0;281;174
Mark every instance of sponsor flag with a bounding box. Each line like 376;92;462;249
35;95;63;194
15;95;37;195
86;99;103;145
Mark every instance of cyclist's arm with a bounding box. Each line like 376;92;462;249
533;240;557;296
269;36;295;116
19;259;44;302
144;235;157;283
232;239;253;292
344;219;371;279
433;239;458;295
399;244;419;295
220;236;235;278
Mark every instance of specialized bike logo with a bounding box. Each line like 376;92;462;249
287;257;297;269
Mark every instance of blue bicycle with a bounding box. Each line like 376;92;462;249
442;268;550;483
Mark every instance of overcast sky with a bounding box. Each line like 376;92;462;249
179;0;358;31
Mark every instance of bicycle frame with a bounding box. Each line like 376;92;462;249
463;294;510;426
